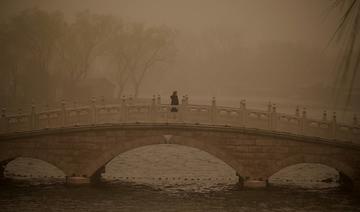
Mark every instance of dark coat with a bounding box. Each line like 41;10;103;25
170;94;179;112
170;94;179;105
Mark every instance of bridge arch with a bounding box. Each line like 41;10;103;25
86;134;248;182
266;154;356;187
0;155;66;180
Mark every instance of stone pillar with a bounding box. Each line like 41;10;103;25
30;103;36;130
354;114;358;126
66;176;90;185
0;163;5;180
322;110;327;121
211;97;217;124
150;95;156;122
301;107;307;135
267;102;272;129
270;104;277;131
240;99;247;127
91;97;97;125
61;100;66;127
331;112;337;139
0;108;7;133
121;96;127;122
157;94;161;105
295;106;300;117
179;95;187;122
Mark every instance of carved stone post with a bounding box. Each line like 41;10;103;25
0;108;7;133
353;114;358;142
211;97;217;124
295;106;300;117
185;95;189;105
179;95;187;122
91;97;97;125
331;112;337;139
322;110;327;121
354;114;358;126
301;107;307;135
151;95;156;121
61;100;66;127
121;96;127;122
16;108;22;131
271;104;278;131
157;94;161;105
30;103;36;130
267;102;272;129
240;99;247;127
45;104;50;128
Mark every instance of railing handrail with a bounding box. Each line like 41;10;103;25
0;96;359;143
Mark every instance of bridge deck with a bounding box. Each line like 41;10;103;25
0;97;359;144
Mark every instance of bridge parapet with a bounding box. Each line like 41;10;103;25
1;96;359;143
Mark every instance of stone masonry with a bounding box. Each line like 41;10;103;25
0;123;359;190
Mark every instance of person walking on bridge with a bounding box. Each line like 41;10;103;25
170;91;179;112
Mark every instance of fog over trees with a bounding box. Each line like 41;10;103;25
0;8;176;107
0;0;359;115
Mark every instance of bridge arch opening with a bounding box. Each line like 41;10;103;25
98;144;240;191
1;157;66;184
268;163;352;189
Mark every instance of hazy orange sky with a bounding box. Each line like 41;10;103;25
0;0;341;48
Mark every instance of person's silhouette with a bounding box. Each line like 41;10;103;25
170;91;179;112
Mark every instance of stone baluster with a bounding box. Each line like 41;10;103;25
322;110;327;121
267;102;272;113
45;104;50;128
1;108;7;133
270;104;278;130
101;96;105;107
295;106;300;117
267;102;272;129
121;96;128;122
128;95;133;105
30;103;36;130
157;94;161;105
332;112;337;139
149;95;156;121
91;97;97;125
61;100;66;127
211;97;217;124
354;114;358;126
301;107;307;134
17;108;22;131
73;101;79;126
240;99;247;127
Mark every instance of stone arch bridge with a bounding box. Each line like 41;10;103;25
0;97;359;189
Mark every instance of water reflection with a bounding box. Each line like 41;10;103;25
0;183;359;212
3;145;342;191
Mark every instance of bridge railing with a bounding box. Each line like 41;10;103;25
0;96;359;143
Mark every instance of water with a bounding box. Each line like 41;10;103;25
1;145;360;211
0;183;359;212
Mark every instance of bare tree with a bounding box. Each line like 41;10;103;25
0;8;65;104
55;11;119;97
331;0;360;109
109;23;176;98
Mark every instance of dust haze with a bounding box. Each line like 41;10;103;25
1;0;358;114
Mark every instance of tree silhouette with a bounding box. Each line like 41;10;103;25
332;0;360;109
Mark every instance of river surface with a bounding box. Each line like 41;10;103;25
1;144;360;211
